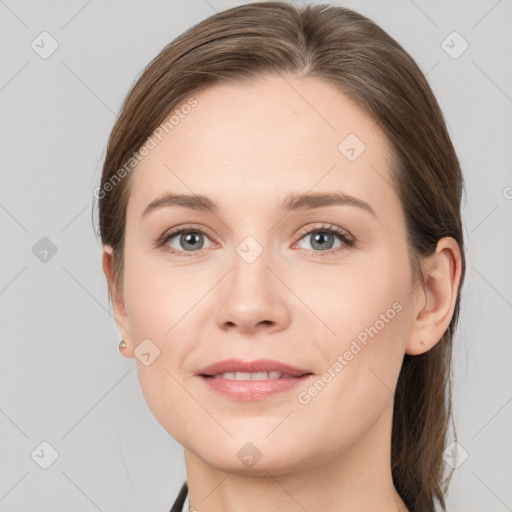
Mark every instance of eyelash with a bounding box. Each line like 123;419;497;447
156;223;355;258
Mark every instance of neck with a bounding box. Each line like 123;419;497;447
183;403;408;512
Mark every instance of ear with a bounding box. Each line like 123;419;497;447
405;237;463;356
102;245;134;359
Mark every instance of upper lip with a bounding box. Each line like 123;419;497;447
197;358;312;377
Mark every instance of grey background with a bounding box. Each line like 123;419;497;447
1;0;511;510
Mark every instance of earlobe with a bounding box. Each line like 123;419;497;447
102;246;134;359
405;237;462;356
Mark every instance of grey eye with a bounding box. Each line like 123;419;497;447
166;230;213;252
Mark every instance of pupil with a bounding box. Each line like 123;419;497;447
182;232;202;250
312;232;333;250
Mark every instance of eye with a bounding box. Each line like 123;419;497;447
293;224;354;257
158;225;215;255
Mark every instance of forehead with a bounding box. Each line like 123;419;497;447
127;75;399;221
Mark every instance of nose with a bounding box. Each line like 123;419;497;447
214;240;291;334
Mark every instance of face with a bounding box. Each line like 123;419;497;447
112;75;420;475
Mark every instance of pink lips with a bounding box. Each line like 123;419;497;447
196;358;314;400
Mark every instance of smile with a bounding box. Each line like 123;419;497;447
210;371;297;380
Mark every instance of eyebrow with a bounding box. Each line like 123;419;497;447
140;191;377;220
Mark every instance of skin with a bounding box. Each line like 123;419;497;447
103;74;462;512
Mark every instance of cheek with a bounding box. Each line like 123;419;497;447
292;301;409;458
121;246;207;419
122;246;190;340
309;247;411;409
318;245;410;341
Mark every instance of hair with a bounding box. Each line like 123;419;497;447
95;2;466;510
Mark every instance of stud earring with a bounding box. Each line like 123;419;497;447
119;339;127;351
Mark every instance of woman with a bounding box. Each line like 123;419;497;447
96;2;465;511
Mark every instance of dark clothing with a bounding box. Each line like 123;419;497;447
169;481;188;512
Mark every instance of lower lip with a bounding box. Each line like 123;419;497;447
198;375;314;400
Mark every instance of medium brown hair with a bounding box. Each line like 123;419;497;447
96;3;466;510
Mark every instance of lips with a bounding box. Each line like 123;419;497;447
197;358;315;400
197;358;312;378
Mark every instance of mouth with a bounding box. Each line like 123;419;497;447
196;358;314;400
201;370;310;380
197;357;313;378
